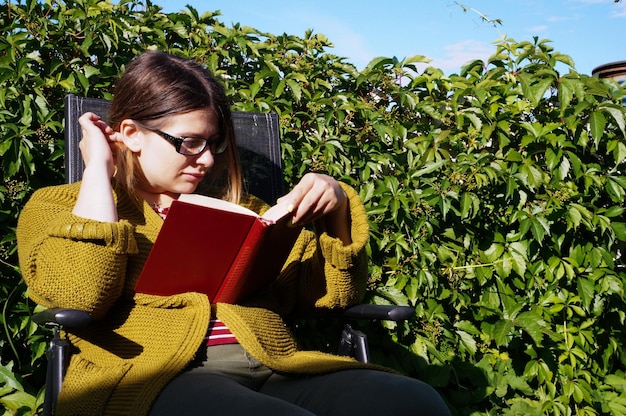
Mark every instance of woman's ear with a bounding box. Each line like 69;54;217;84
119;119;143;152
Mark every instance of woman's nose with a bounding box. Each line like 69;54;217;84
196;147;215;168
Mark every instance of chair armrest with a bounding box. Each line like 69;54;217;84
335;305;414;363
33;308;92;416
33;307;93;329
32;305;413;327
340;304;414;321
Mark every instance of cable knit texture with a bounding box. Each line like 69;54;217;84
17;181;380;416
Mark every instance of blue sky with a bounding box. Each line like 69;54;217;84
157;0;626;76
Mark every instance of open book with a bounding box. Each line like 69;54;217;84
134;194;302;304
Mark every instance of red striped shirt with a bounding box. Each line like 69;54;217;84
205;318;238;346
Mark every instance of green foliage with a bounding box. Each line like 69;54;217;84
1;1;626;414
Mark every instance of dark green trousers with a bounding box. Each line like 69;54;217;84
149;343;450;415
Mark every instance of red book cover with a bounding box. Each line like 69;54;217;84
134;194;301;303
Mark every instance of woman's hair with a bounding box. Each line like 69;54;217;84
108;50;242;203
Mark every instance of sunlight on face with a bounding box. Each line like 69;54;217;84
136;109;220;198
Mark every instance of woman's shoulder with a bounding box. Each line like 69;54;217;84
17;183;81;235
238;192;271;215
26;182;82;206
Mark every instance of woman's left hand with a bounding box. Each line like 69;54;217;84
278;173;351;244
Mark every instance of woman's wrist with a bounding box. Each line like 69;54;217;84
323;192;351;246
72;167;118;222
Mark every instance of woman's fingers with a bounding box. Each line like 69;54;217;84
279;173;347;225
77;112;118;177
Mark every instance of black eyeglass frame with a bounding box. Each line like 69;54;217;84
136;123;228;156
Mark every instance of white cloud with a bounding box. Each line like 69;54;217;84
546;15;576;22
322;27;375;68
425;39;496;72
276;10;377;69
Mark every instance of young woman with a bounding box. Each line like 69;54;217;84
17;51;449;415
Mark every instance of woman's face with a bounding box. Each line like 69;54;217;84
134;109;220;198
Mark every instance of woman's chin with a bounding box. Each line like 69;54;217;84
176;183;200;195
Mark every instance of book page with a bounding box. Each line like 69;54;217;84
178;193;258;217
178;193;293;224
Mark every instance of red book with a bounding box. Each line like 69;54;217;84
134;194;301;304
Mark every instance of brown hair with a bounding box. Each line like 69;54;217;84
108;50;242;203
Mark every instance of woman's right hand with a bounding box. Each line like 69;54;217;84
72;112;122;222
78;112;122;179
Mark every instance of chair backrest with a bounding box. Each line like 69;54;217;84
64;94;284;204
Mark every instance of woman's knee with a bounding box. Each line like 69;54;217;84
261;369;450;416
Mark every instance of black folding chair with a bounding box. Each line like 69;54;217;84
33;94;414;416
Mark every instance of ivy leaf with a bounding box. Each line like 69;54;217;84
589;111;606;143
600;103;626;137
613;141;626;166
508;241;528;276
610;222;626;242
456;329;478;355
484;243;504;263
603;206;625;217
460;192;473;219
558;156;571;180
0;362;22;392
518;73;553;107
558;76;578;111
0;391;37;412
412;160;446;178
577;278;595;310
492;318;514;346
515;311;545;346
606;176;626;203
530;216;551;245
286;79;302;102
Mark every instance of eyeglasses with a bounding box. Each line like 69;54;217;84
141;126;228;156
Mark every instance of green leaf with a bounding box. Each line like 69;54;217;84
274;79;286;97
589;111;606;143
613;141;626;166
460;192;472;219
0;363;23;392
515;311;545;346
530;216;550;244
600;103;626;137
606;176;626;202
558;76;576;110
0;391;37;412
285;79;302;102
558;156;571;180
508;241;528;276
492;318;514;346
577;278;596;311
84;65;101;79
484;243;504;263
519;73;553;106
604;206;625;218
611;222;626;242
456;329;477;355
411;160;446;177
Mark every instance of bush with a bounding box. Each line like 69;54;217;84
1;1;625;414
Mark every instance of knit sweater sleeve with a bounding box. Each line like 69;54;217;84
17;183;138;319
245;183;370;315
300;182;370;310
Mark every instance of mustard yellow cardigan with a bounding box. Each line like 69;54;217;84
17;181;380;416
